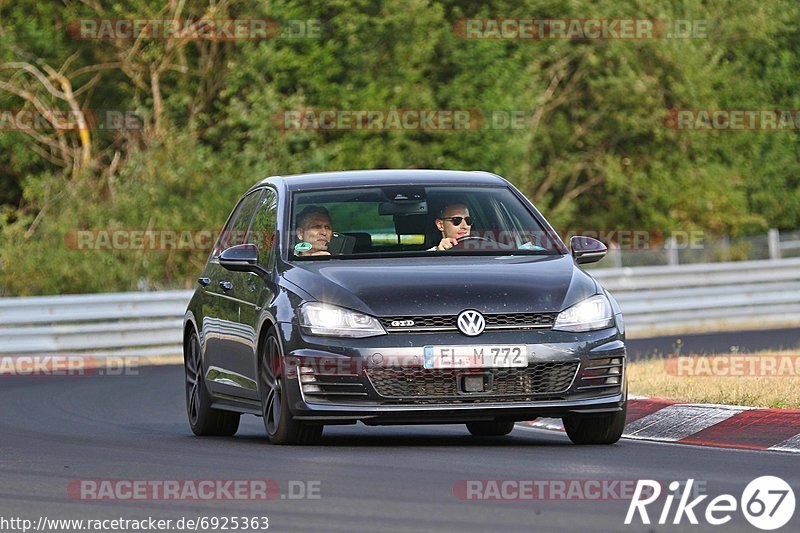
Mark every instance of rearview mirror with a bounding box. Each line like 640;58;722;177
378;201;427;216
219;243;267;275
569;236;607;264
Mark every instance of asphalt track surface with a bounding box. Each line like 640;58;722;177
1;365;799;533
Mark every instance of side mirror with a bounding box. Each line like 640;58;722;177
570;236;607;264
219;243;267;275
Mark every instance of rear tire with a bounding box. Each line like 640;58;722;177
259;328;323;445
184;329;240;436
562;404;626;445
466;421;515;436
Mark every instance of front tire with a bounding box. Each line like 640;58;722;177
466;421;515;436
259;328;323;445
562;404;626;445
184;329;240;436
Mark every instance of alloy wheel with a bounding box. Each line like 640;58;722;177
185;332;202;426
260;336;282;436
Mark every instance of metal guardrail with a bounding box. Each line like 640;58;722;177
2;257;800;356
592;257;800;336
0;290;191;357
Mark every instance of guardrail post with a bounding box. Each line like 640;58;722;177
609;242;623;268
666;236;679;266
768;228;781;260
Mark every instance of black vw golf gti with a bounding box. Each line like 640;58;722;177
183;170;626;444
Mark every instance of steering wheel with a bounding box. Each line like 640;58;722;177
452;235;492;249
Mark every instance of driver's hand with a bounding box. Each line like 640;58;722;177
436;237;459;251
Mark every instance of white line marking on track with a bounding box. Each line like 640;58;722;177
769;432;800;452
622;404;743;441
518;403;800;454
516;421;800;454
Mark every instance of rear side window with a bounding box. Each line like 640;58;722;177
213;190;264;257
247;188;279;268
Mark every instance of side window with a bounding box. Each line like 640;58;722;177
213;190;263;257
247;188;278;268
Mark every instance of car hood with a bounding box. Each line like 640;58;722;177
282;255;599;317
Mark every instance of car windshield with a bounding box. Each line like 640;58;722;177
290;185;566;259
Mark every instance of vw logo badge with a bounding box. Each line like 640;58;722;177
457;310;485;336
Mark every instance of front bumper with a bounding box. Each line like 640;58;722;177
275;322;627;425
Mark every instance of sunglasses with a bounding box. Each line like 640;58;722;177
440;216;472;226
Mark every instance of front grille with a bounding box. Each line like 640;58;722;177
366;362;579;402
575;356;624;394
379;312;557;332
485;313;556;328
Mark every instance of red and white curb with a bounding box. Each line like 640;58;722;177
523;398;800;453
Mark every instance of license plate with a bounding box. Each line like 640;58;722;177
423;345;527;369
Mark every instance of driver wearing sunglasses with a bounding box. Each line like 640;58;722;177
429;203;473;251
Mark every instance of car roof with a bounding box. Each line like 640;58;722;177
252;169;509;193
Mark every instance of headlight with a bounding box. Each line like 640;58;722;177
553;294;614;332
298;302;386;338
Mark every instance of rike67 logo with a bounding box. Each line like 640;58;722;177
625;477;795;530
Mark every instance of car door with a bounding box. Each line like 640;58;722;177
203;189;263;397
214;187;279;400
232;187;280;395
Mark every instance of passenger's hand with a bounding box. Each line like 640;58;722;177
436;237;459;251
